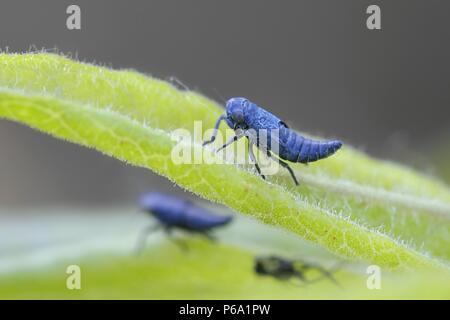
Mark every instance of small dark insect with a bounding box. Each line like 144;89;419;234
203;97;343;185
136;192;233;252
254;255;340;286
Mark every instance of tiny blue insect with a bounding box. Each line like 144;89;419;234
203;97;343;185
136;192;233;252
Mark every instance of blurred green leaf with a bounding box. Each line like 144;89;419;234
1;241;449;299
0;53;449;271
0;208;448;299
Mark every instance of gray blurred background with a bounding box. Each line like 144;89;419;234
0;0;449;206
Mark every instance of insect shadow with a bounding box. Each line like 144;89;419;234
203;97;343;185
135;192;233;254
254;255;341;287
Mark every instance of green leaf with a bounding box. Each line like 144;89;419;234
3;242;450;299
0;208;448;299
0;53;449;270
